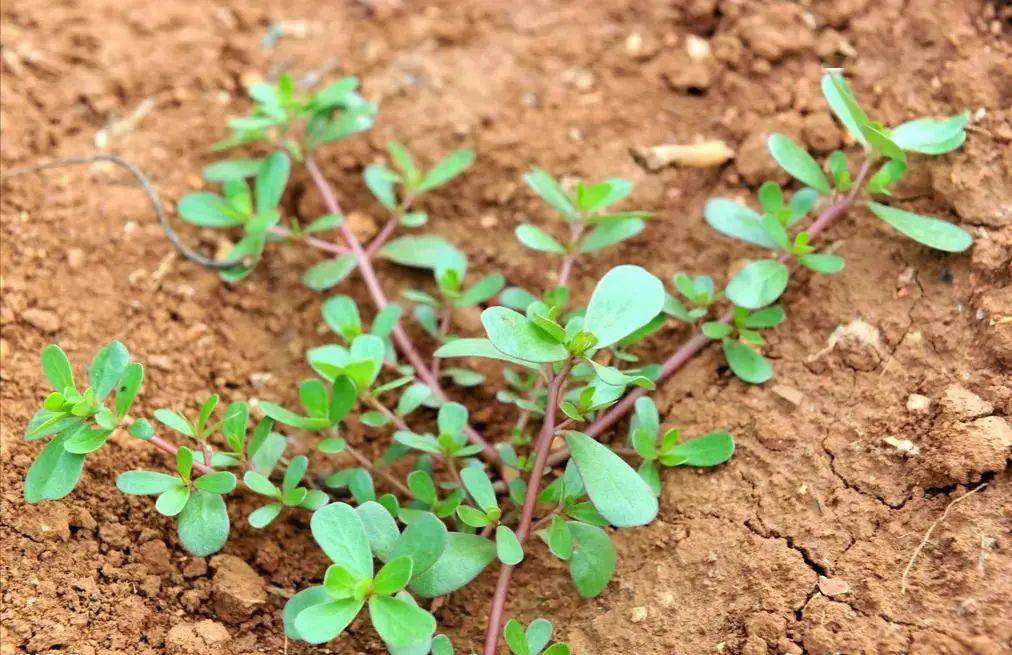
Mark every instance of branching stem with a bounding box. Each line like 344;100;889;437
305;157;499;465
481;362;570;655
546;157;874;466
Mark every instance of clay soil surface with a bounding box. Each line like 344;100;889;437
2;1;1011;653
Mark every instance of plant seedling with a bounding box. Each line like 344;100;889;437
19;67;974;655
244;455;329;527
117;447;235;555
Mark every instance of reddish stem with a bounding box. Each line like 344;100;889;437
547;159;875;465
481;362;570;655
148;434;214;474
304;157;498;464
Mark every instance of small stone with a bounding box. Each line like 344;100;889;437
479;214;498;228
685;34;711;60
346;211;378;242
771;384;803;406
166;620;230;654
182;557;208;578
625;32;643;56
906;394;932;413
818;575;851;597
940;384;993;420
631;140;733;171
249;372;272;388
22;307;60;332
883;436;919;457
629;606;648;623
211;554;266;622
66;248;85;269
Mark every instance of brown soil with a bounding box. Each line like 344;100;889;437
2;1;1010;654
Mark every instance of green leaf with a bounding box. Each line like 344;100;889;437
579;218;645;253
117;470;181;495
565;431;657;527
356;501;400;561
460;467;497;511
457;274;506;307
397;383;433;416
303;254;357;291
409;532;496;597
504;619;529;655
767;134;831;194
40;345;75;392
322;295;362;340
722;340;772;384
546;515;573;560
364;163;399;209
202;157;264;182
860;124;906;162
254;151;291;213
418;149;475;192
431;634;454;655
742;306;785;329
891;112;968;155
258;402;328;430
496;526;524;565
218;234;265;282
62;426;111;454
23;430;86;502
725;260;790;309
583;265;665;348
670;431;735;467
310;502;373;580
283;586;332;641
88;341;129;401
526;619;554;655
568;521;616;598
868;202;972;253
515;224;566;254
704;198;779;249
330;376;357;424
799;253;845;274
178;192;242;227
156;483;190;516
243;470;277;497
154;408;194;437
369;595;437;648
128;418;154;440
293;597;364;645
481;307;569;363
379;235;460;270
248;503;283;528
114;362;144;417
195;471;237;494
434;338;540;369
821;73;869;147
702;321;734;339
389;512;448;577
373;556;414;595
523;167;576;219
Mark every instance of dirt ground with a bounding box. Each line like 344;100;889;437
2;0;1010;653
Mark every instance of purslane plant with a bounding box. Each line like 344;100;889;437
19;69;972;654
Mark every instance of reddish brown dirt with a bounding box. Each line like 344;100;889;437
2;1;1011;654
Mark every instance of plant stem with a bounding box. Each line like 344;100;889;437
546;158;874;467
481;362;570;655
344;443;412;497
269;225;349;255
431;307;453;377
304;156;498;464
149;433;215;474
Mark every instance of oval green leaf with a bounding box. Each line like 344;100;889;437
565;431;658;527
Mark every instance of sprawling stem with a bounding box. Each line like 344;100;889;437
343;442;412;496
148;433;215;474
546;158;874;466
481;362;570;655
304;156;498;464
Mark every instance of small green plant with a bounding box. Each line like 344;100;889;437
18;68;973;654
